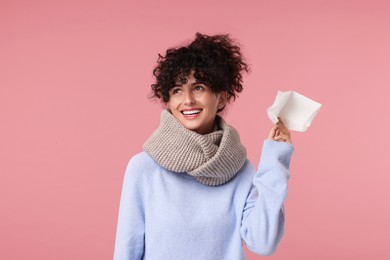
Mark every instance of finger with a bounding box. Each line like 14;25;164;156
273;134;288;141
277;117;287;128
267;125;278;139
277;122;290;135
277;131;291;142
273;134;284;141
278;128;290;137
277;118;286;128
274;134;292;144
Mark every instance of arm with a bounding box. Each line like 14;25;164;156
113;155;147;260
240;121;294;255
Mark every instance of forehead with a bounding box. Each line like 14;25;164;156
174;72;205;86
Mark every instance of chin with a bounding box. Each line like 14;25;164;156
182;122;201;132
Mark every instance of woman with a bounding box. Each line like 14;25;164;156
114;33;294;260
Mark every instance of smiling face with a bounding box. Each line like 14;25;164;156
166;72;227;135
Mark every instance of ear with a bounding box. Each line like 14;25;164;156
217;92;228;110
164;98;172;112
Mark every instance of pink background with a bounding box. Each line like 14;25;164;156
1;0;389;259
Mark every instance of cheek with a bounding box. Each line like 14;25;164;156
208;98;221;110
201;94;218;106
166;98;181;112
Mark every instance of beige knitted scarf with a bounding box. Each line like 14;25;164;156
143;110;247;186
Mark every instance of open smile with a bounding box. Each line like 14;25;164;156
180;109;203;119
181;109;202;115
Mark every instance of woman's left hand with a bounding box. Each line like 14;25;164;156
268;117;292;144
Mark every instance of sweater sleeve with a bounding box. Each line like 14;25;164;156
113;155;148;260
240;139;294;256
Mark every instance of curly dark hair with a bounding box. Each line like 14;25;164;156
150;33;250;107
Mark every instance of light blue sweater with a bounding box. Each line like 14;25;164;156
114;140;294;260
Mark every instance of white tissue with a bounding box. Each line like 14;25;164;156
267;91;322;132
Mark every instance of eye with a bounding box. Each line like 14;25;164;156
194;85;205;91
171;88;181;94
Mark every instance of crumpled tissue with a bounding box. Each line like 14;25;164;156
267;90;322;132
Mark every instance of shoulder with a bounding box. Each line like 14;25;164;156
126;151;158;171
123;152;159;183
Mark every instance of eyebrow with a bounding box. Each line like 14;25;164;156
173;82;205;87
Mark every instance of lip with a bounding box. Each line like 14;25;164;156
180;108;202;120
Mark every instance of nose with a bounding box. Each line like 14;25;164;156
183;90;195;105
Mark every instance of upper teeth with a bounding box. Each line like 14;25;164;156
182;110;201;115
